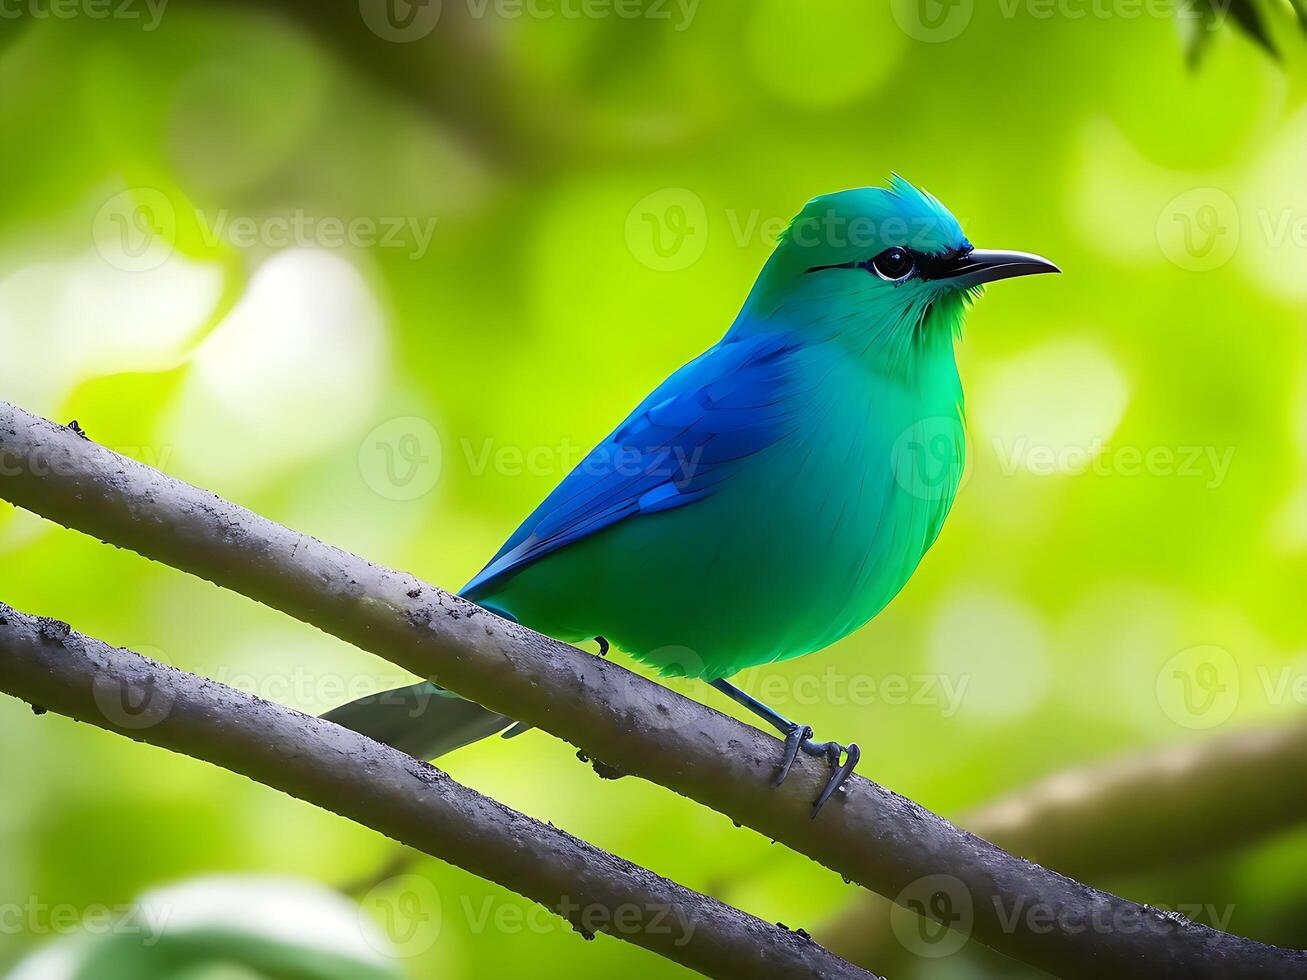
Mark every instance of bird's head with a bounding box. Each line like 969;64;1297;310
735;176;1058;375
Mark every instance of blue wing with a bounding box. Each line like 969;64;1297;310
463;333;802;598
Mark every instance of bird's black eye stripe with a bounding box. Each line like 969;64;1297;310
805;242;975;281
914;243;974;280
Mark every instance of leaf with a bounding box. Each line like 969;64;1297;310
1181;0;1307;66
1180;0;1224;68
1227;0;1281;58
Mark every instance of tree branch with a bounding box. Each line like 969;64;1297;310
961;718;1307;880
214;0;555;169
2;2;556;171
822;717;1307;968
0;601;875;980
2;400;1304;979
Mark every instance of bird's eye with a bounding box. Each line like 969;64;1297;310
869;247;915;282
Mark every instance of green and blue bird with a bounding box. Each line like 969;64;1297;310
327;176;1058;813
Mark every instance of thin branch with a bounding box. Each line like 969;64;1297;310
1;2;552;171
216;0;553;169
0;601;875;980
2;400;1304;979
822;718;1307;968
963;717;1307;879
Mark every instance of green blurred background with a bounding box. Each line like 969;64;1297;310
2;1;1307;977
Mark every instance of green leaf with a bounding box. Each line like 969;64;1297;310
1181;0;1307;66
1227;0;1281;57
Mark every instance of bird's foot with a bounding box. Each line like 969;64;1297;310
773;723;813;787
773;723;861;818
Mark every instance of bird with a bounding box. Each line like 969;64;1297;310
325;176;1058;815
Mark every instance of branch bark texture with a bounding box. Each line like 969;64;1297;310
2;401;1304;979
0;601;874;980
823;717;1307;968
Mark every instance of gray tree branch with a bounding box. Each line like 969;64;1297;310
2;400;1305;979
0;601;875;980
822;717;1307;968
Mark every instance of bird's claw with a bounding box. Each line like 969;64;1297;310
811;740;860;818
772;724;861;816
773;724;814;787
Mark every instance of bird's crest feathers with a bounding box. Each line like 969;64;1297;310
776;174;966;258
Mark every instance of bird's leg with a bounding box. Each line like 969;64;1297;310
708;678;860;817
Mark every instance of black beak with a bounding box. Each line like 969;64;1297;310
939;249;1060;287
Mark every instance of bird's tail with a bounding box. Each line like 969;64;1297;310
321;681;515;760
